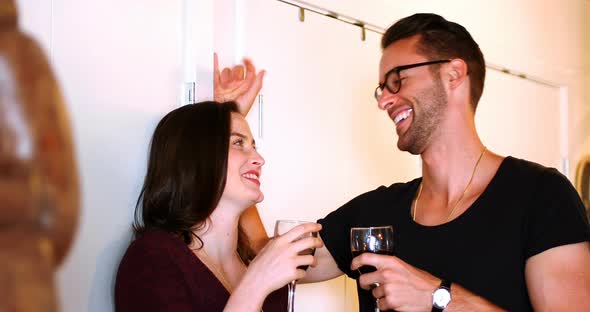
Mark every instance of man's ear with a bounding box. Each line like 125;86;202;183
446;59;468;89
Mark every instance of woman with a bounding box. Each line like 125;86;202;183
115;58;322;311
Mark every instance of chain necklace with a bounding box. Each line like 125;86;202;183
195;248;266;312
194;248;245;293
413;147;487;222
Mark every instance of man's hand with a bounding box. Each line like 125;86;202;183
352;253;505;311
351;253;439;311
213;53;265;115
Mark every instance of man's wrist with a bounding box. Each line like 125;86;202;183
432;279;452;311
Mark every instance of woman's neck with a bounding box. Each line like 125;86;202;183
190;205;249;293
192;206;240;263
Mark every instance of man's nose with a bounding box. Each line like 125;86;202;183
377;88;399;111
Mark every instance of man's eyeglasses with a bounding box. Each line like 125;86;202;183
374;60;451;101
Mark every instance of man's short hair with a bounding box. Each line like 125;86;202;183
382;13;486;112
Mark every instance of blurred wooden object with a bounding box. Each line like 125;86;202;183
0;1;79;311
575;155;590;221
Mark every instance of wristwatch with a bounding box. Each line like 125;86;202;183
432;279;452;312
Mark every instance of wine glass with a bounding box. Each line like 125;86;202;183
350;226;394;312
274;220;318;312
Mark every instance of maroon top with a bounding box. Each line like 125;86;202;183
115;231;287;311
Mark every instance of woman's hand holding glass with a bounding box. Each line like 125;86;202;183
241;222;322;298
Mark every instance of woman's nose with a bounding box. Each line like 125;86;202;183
251;150;265;167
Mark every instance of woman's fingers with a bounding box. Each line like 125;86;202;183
290;235;323;252
213;53;221;85
243;58;257;80
280;223;322;242
294;269;307;281
231;65;245;81
295;254;316;268
213;55;266;116
216;58;250;88
221;67;231;84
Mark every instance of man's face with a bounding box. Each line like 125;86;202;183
377;36;447;155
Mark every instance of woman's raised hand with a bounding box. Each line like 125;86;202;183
213;53;265;115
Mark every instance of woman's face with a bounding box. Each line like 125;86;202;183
220;112;265;208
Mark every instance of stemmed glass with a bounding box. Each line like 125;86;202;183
350;226;394;312
274;220;318;312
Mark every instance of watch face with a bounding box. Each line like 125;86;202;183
433;288;451;308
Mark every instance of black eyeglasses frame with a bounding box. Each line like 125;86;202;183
375;59;451;101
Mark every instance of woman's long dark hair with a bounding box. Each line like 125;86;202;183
133;101;255;264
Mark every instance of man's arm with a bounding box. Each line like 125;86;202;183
525;242;590;311
239;206;269;253
300;235;345;283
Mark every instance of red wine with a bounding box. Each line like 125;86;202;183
297;248;316;270
351;250;393;274
292;231;318;271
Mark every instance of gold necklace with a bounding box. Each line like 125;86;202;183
194;248;244;293
193;247;264;312
196;248;266;312
413;147;487;222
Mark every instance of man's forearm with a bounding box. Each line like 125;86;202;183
239;206;269;253
447;283;506;312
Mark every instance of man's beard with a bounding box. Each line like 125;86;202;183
397;77;447;155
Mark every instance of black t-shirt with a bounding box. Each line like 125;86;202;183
318;156;589;311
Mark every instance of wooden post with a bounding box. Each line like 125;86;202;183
0;1;79;310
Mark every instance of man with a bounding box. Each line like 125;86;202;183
301;13;590;311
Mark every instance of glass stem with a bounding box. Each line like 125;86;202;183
287;280;296;312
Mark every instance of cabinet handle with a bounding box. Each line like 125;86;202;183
258;94;263;138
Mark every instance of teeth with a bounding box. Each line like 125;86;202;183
394;109;412;125
242;173;259;180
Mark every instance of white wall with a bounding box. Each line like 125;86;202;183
14;0;590;311
303;0;590;177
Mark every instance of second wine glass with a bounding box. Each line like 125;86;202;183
274;220;318;312
350;226;394;312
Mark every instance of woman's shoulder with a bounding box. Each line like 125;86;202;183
114;231;201;310
118;231;193;272
130;230;185;250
